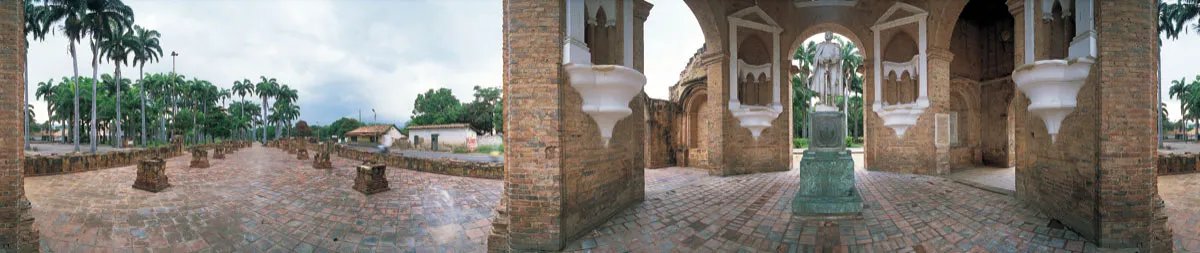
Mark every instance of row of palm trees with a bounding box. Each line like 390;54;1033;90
25;0;302;152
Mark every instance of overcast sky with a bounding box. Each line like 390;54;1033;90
25;1;1194;125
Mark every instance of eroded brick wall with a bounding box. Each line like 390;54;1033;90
0;0;38;249
493;0;565;250
1094;0;1172;250
645;98;678;169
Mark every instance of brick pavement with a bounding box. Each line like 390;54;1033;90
21;147;1200;252
25;144;502;252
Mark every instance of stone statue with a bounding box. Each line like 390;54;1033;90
809;31;844;112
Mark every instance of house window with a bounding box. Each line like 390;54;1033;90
370;137;378;143
352;136;359;142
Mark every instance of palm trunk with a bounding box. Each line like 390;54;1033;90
139;65;146;147
71;41;81;152
24;49;30;150
262;96;268;143
89;39;99;153
115;64;123;148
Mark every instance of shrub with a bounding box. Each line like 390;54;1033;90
793;138;808;148
452;147;470;154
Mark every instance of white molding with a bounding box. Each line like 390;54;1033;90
729;6;779;27
793;0;857;8
564;0;591;65
882;55;919;78
728;17;783;33
1041;0;1072;21
871;2;929;138
738;59;772;81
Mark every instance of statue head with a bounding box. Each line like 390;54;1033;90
824;31;834;42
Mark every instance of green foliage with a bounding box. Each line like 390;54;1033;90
327;117;364;140
793;138;808;148
1160;1;1200;40
476;144;504;154
452;147;470;154
410;86;504;134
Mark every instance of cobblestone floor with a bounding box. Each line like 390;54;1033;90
22;147;1199;252
1159;172;1200;252
25;144;502;252
566;154;1100;252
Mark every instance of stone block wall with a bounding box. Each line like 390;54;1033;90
1156;153;1200;175
328;144;503;179
23;141;231;177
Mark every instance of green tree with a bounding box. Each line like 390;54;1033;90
83;0;134;152
1160;0;1200;40
256;76;279;142
410;88;463;126
327;117;364;141
131;25;161;146
232;78;255;140
100;21;137;148
461;86;502;133
43;0;89;151
294;120;312;137
25;1;50;149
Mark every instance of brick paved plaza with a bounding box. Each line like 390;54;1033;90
21;145;1200;252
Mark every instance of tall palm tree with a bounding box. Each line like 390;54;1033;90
100;22;136;148
1161;0;1200;40
792;41;817;138
25;1;50;149
131;25;161;146
256;76;278;143
83;0;134;152
232;78;254;140
273;85;297;138
43;0;88;151
36;78;57;140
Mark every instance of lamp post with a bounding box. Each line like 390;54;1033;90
372;109;377;125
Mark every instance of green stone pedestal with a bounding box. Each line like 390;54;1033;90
793;111;862;216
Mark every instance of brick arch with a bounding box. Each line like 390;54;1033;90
926;0;971;51
789;22;869;63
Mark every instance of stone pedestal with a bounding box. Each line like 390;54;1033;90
133;158;169;192
793;111;862;216
354;164;390;195
297;148;309;160
189;149;210;168
313;151;332;169
213;147;226;159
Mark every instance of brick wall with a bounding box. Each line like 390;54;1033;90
1157;153;1200;175
1094;0;1172;250
493;0;567;250
0;0;38;250
22;141;243;177
323;144;504;179
645;98;677;169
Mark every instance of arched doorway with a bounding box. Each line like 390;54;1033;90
790;24;868;168
944;0;1017;191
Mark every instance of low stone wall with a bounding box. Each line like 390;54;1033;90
23;141;242;177
1157;153;1200;175
272;138;503;179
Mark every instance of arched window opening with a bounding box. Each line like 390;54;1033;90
737;34;772;106
1047;2;1075;60
584;6;619;65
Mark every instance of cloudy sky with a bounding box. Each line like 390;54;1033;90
25;0;1194;125
25;0;704;126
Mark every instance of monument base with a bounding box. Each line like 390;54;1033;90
792;150;862;215
793;111;862;216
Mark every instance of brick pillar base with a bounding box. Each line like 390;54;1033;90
189;149;210;168
297;149;309;160
313;152;332;169
133;158;169;192
213;147;225;160
354;164;389;195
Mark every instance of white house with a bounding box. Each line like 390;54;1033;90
345;124;405;146
406;123;475;150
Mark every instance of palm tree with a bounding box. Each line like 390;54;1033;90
100;22;136;148
83;0;134;152
273;85;297;138
792;41;817;138
256;76;278;143
131;25;161;146
43;0;88;151
1161;0;1200;40
25;1;50;149
36;78;57;141
232;78;255;140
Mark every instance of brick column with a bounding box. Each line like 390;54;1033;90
927;48;954;175
0;0;39;250
1095;0;1172;250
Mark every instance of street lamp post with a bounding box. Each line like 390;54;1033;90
372;109;377;125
